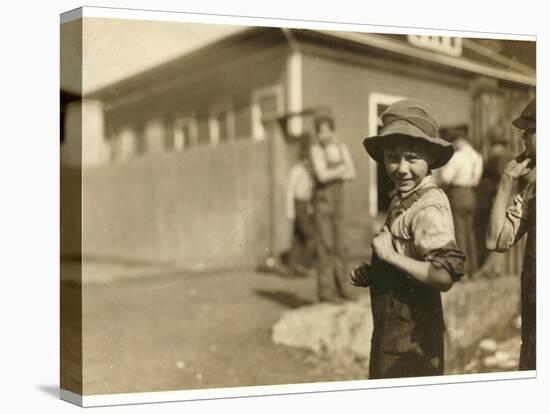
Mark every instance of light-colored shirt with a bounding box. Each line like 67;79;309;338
286;162;314;219
386;175;458;261
495;181;536;252
438;142;483;187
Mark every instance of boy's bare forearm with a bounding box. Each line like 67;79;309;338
313;164;345;183
311;149;344;183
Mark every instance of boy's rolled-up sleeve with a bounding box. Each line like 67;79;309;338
412;204;466;281
495;189;530;252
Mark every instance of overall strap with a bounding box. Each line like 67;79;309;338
400;185;438;210
385;185;439;226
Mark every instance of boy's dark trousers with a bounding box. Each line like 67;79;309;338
368;254;445;379
313;181;353;301
286;200;315;271
519;195;536;371
448;186;479;275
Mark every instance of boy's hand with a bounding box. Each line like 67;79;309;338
503;152;534;180
350;263;371;287
372;226;397;263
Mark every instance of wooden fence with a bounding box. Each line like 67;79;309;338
471;79;534;275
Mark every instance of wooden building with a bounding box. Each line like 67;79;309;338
80;27;535;272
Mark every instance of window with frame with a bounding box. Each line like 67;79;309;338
251;86;283;141
368;93;407;216
375;103;395;212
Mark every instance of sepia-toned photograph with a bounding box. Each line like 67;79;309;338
60;6;536;407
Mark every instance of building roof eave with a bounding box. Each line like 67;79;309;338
84;26;270;100
312;30;536;87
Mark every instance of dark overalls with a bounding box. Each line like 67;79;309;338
447;186;478;275
369;187;445;379
286;199;316;271
519;193;536;370
312;144;351;301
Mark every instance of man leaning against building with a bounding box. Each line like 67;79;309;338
437;127;483;277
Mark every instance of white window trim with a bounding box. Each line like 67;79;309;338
367;92;407;217
173;115;198;151
208;99;236;146
251;85;284;141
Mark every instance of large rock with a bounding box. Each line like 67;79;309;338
443;276;520;351
272;276;521;370
272;299;373;363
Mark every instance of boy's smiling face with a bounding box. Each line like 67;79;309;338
383;140;433;194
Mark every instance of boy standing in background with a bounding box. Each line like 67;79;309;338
283;139;316;276
310;114;356;303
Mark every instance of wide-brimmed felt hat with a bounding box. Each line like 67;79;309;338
363;99;454;169
512;98;536;130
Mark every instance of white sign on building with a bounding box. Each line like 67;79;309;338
407;35;463;57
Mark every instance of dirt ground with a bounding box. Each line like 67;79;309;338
65;265;366;395
60;263;521;396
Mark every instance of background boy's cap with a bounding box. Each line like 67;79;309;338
512;98;536;130
363;99;454;169
440;124;468;142
314;106;335;130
